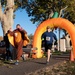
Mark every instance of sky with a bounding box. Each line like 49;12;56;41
0;10;64;39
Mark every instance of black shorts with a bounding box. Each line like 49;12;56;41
45;44;52;52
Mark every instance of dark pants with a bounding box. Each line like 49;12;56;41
6;49;12;61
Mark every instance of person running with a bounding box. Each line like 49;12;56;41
42;26;57;64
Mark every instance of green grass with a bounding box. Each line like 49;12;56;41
52;51;62;55
52;50;71;55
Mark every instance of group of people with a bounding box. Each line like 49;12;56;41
4;24;57;65
4;24;29;65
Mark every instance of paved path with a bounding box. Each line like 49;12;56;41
0;56;69;75
0;48;70;75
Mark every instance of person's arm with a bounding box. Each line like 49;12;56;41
18;28;29;42
53;33;57;45
53;33;57;40
8;31;14;36
41;32;45;40
21;29;27;34
18;27;27;34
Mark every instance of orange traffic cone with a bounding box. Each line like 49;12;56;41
70;50;74;61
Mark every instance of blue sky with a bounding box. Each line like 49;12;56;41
13;10;37;35
0;10;64;39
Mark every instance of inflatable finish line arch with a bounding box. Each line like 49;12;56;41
32;18;75;59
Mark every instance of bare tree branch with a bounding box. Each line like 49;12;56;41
59;6;68;17
49;10;54;19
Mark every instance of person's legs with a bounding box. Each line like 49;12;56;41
16;46;23;61
15;41;23;65
47;49;51;62
46;44;52;64
9;44;13;60
15;46;23;65
6;50;10;61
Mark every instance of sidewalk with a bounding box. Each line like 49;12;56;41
0;57;68;75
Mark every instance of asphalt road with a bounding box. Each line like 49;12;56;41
0;48;70;75
0;56;69;75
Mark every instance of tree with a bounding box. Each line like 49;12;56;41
0;36;3;41
28;34;33;40
0;0;27;36
0;0;75;36
28;33;33;44
24;0;75;24
0;0;14;36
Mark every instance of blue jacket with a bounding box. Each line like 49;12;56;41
42;31;57;44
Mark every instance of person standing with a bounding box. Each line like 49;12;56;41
42;26;57;64
13;24;29;65
4;28;13;61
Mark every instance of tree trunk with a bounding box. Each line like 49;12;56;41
0;3;2;20
0;0;14;36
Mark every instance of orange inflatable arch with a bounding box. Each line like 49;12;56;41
32;18;75;59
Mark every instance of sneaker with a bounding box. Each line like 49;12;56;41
9;59;13;64
15;62;19;65
16;60;19;62
46;61;49;65
9;59;13;62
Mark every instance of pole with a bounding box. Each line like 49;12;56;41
59;28;60;51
